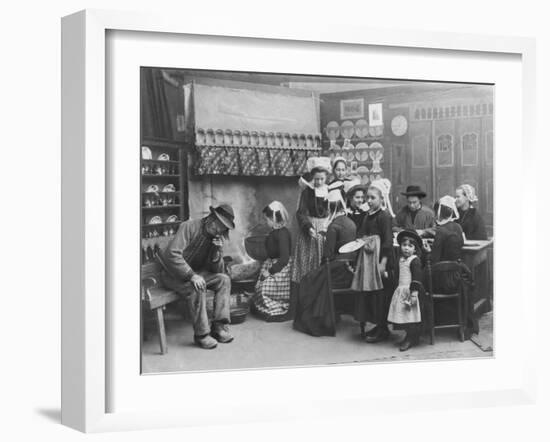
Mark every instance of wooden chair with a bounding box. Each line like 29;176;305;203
425;257;467;344
325;257;359;332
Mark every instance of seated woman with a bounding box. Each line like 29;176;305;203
426;196;476;335
430;195;464;265
455;184;488;240
293;189;357;337
251;201;292;322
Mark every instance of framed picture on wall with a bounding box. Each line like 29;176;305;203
368;102;384;126
61;9;536;434
340;98;364;119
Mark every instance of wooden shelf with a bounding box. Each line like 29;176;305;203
141;174;180;178
142;190;180;194
142;205;181;210
142;221;182;228
323;137;384;144
141;159;180;164
142;139;184;149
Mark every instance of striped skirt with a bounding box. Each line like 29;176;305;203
290;216;328;284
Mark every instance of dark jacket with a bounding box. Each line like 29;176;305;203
358;209;394;267
430;221;464;264
156;218;224;281
296;187;329;233
323;214;357;261
393;205;435;233
457;207;487;240
265;227;292;274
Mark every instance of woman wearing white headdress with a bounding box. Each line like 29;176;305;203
455;184;488;240
251;201;292;321
426;196;477;337
290;157;332;309
353;178;396;342
294;189;357;336
428;195;465;264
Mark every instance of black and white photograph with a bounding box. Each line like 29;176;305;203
140;68;494;374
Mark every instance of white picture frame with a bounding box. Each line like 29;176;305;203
61;9;537;433
368;102;384;126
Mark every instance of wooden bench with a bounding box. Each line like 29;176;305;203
141;261;181;355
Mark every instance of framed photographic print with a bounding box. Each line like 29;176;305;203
62;9;537;433
368;102;384;126
340;98;364;119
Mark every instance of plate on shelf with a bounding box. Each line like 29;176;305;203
145;184;159;193
162;184;176;192
356;150;369;161
166;215;180;223
157;153;170;161
354;119;369;138
141;146;153;160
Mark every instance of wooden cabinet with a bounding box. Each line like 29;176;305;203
140;138;188;263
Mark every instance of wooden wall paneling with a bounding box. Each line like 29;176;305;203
456;117;482;194
481;116;494;233
409;120;433;206
433;119;456;200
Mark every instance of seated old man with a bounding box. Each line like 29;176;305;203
156;204;235;349
393;185;435;238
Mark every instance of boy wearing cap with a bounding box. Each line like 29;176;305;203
156;204;236;349
393;185;435;237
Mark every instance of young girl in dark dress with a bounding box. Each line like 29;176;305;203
387;230;426;351
353;178;396;342
251;201;292;321
455;184;488;240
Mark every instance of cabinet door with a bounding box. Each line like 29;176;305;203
408;120;433;205
433;119;456;200
481;116;493;233
456;117;482;194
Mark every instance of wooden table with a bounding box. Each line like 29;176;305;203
460;239;493;315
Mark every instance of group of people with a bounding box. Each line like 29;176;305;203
155;155;488;351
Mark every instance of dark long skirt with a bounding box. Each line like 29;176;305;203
353;271;395;326
293;261;353;337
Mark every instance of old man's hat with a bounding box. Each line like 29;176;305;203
209;203;236;230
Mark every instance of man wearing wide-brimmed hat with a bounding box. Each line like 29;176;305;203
393;185;435;237
156;204;236;349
